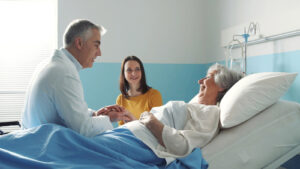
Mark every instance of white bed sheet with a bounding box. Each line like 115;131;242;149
202;100;300;169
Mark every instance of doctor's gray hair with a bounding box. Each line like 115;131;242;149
63;19;106;47
208;63;244;102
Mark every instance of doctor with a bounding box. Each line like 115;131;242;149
21;19;127;137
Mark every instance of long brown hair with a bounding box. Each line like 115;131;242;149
119;56;151;99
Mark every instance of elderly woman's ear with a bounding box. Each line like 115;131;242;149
218;87;225;92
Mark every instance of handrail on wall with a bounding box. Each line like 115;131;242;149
225;29;300;49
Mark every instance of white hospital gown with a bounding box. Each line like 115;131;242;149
125;101;219;161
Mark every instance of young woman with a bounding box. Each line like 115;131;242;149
116;56;163;125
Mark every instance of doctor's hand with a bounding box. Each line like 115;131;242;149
94;105;124;116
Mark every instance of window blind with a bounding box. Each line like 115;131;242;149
0;0;57;132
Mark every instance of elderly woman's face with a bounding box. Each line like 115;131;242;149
197;70;223;105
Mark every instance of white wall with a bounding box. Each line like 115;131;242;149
210;0;300;61
58;0;208;64
58;0;300;64
201;0;222;62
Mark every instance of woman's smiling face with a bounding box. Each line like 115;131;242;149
198;70;223;105
124;60;142;86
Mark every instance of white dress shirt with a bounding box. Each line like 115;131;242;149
21;48;113;137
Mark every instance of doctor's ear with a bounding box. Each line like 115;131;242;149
74;37;84;49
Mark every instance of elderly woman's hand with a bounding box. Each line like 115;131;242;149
139;112;165;147
139;112;154;126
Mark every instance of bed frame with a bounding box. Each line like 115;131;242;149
202;100;300;169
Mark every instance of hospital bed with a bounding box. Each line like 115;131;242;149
0;121;20;135
190;71;300;169
202;100;300;169
2;100;298;169
0;72;299;169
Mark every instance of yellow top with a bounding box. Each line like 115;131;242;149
116;88;163;125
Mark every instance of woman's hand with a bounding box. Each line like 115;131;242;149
122;110;137;123
139;112;165;147
123;110;137;123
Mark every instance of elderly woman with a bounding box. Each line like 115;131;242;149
0;63;243;169
124;63;243;160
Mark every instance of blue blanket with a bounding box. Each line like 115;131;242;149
0;124;208;169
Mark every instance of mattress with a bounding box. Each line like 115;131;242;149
202;100;300;169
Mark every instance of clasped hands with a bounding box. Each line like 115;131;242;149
94;105;136;122
94;105;164;136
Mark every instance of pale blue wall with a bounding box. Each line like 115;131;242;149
247;50;300;103
80;63;209;110
80;50;300;110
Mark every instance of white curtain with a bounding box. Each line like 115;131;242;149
0;0;57;132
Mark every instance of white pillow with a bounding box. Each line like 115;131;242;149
220;72;297;128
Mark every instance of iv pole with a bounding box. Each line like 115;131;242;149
226;22;257;75
242;33;249;74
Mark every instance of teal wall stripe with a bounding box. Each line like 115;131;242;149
80;63;210;110
247;50;300;102
80;63;120;110
80;50;300;111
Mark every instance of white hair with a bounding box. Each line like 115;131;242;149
63;19;107;47
208;63;244;102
